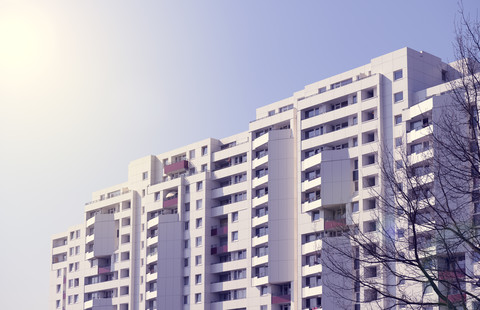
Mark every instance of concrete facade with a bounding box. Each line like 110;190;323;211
50;47;477;310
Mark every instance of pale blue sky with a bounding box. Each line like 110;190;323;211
0;1;479;309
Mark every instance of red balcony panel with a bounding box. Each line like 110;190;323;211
447;293;465;303
325;218;346;230
164;160;188;174
272;294;291;304
439;270;465;280
218;245;228;254
218;226;228;235
98;266;111;274
163;197;178;208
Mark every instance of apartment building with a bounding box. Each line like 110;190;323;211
50;47;478;310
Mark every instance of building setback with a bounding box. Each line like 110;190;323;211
49;47;475;310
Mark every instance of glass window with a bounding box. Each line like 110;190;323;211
395;114;402;125
394;91;404;103
394;69;403;80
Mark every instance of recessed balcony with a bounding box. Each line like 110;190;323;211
324;218;346;230
98;266;111;274
211;244;228;255
164;160;188;174
271;294;291;304
163;197;178;208
211;225;228;236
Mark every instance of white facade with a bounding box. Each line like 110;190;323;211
50;47;474;310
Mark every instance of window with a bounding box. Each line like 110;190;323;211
57;269;61;278
184;240;189;249
195;236;202;247
196;218;203;228
395;160;403;169
423;282;433;295
232;212;239;222
189;149;195;159
394;69;403;80
184;276;189;285
353;116;357;125
201;146;208;156
142;171;148;180
195;274;202;284
56;300;61;308
196;199;203;210
185;185;190;193
364;289;377;302
56;284;61;293
312;210;320;221
184;258;189;267
353;137;358;147
232;231;239;241
395;114;402;125
185;202;190;212
196;181;203;191
184;295;189;304
260;286;268;296
76;230;80;238
74;295;78;303
395;137;402;147
352;201;359;213
353;94;357;104
195;293;202;303
184;221;189;231
201;164;207;172
268;110;275;116
364;221;376;233
195;255;202;265
394;91;404;103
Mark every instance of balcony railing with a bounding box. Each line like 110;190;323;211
164;160;188;174
98;266;111;274
163;197;178;208
211;226;228;236
324;218;346;230
271;294;291;304
211;244;228;255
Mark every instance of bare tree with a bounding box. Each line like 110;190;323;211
321;6;480;310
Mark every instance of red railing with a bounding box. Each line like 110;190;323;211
211;244;228;255
272;294;291;304
163;197;178;208
325;218;346;230
164;160;188;174
98;266;111;274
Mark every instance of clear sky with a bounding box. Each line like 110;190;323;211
1;1;479;308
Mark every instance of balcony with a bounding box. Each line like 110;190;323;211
211;226;228;236
252;214;268;227
164;160;188;174
163;197;178;208
252;255;268;266
301;198;322;213
272;294;291;304
302;285;322;298
324;218;346;230
211;244;228;255
302;176;321;193
447;293;466;303
252;194;268;208
98;266;111;274
438;270;465;280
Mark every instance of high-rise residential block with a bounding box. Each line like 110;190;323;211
50;47;479;310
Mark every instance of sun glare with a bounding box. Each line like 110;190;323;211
0;5;55;81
